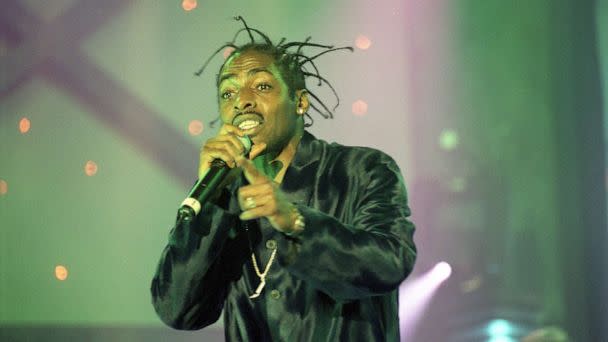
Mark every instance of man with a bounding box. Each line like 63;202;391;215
151;19;417;341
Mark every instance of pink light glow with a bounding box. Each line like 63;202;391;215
0;179;7;195
55;265;68;281
182;0;197;12
84;160;98;176
19;117;31;133
355;35;372;50
399;262;452;341
432;261;452;282
223;47;235;59
188;120;204;136
352;100;368;116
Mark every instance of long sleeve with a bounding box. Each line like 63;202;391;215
150;201;248;330
276;151;416;302
150;132;417;341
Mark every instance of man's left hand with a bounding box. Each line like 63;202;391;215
236;157;296;234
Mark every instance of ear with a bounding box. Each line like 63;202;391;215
295;90;309;116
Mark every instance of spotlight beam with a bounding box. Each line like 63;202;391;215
399;262;452;341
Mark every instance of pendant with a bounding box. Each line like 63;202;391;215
249;279;266;299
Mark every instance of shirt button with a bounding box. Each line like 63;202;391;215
266;239;277;250
270;289;281;299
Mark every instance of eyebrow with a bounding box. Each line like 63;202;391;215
219;67;274;85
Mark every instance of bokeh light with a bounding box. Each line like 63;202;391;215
55;265;68;281
488;319;513;336
460;275;483;293
188;120;204;136
488;337;516;342
449;177;466;193
181;0;197;11
432;261;452;282
19;117;31;134
0;179;7;195
223;46;235;59
352;100;368;116
355;35;372;50
399;261;453;341
439;129;459;150
84;161;98;176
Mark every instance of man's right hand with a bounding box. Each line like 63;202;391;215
198;124;247;179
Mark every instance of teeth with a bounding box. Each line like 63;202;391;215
238;120;261;130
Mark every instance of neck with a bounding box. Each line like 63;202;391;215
257;125;304;183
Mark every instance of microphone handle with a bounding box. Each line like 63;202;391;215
179;159;229;218
177;135;252;221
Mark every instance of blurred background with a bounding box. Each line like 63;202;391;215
1;0;606;341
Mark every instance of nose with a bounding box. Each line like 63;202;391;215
234;88;256;112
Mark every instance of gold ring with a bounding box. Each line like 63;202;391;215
245;197;256;209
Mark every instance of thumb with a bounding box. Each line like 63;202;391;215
248;142;267;160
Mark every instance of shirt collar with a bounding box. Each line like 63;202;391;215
279;130;321;205
288;130;321;171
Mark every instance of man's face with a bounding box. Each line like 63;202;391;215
218;49;301;154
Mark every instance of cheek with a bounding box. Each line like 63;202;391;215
218;102;232;116
218;112;232;125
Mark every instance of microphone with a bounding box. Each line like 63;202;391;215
178;135;252;219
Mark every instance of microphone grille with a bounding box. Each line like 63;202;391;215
237;135;253;155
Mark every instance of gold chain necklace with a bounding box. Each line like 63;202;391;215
249;248;277;299
247;159;281;299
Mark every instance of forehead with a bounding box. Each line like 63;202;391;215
220;50;281;79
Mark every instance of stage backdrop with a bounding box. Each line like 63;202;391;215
1;0;606;341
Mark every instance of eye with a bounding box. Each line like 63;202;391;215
256;83;272;91
220;90;234;100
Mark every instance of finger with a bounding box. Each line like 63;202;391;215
238;193;274;211
205;136;245;158
239;204;276;221
238;183;274;200
219;123;245;137
237;156;268;185
201;146;238;168
225;134;247;155
199;143;238;178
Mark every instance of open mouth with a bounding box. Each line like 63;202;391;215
233;113;264;134
238;119;261;130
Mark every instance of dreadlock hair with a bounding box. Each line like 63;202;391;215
195;16;353;128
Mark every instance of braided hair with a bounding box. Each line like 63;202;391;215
195;16;353;127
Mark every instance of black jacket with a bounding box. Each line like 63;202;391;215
151;131;417;341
